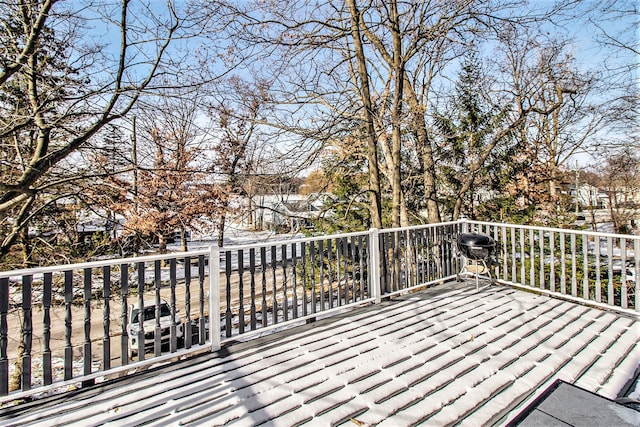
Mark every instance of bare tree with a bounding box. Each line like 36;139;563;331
357;0;479;224
346;0;383;228
598;148;640;234
487;22;608;220
0;0;183;262
205;77;271;246
587;1;639;151
529;41;602;205
231;1;483;226
109;95;222;253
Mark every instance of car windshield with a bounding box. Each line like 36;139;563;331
131;304;172;323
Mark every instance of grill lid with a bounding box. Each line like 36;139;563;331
457;232;496;260
457;232;495;248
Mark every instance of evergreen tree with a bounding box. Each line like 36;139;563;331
312;137;373;234
435;49;518;220
0;7;86;266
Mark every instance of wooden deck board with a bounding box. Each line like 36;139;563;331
0;282;637;426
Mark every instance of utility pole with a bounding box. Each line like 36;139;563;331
575;160;579;216
131;116;140;256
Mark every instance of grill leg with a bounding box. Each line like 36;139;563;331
460;256;493;289
475;259;493;290
485;259;494;284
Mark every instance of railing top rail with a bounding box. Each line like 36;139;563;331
379;220;462;234
0;248;210;279
7;218;634;279
219;229;372;252
463;219;640;241
220;221;465;252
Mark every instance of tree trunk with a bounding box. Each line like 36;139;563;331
589;207;597;231
549;166;557;202
158;234;167;254
217;212;226;247
403;81;440;223
0;196;35;260
400;193;410;227
347;0;382;229
247;192;253;228
20;227;31;267
389;0;403;229
180;226;188;252
453;197;463;221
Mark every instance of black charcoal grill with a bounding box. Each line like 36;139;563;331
457;232;496;289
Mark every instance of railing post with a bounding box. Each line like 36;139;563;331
210;245;221;352
64;270;73;380
0;278;8;396
369;228;381;304
21;275;33;391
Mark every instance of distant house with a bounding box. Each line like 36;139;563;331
247;193;327;232
27;196;125;244
472;186;499;205
77;218;123;243
603;185;640;209
569;184;607;209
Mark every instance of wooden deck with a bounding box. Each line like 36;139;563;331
1;282;638;426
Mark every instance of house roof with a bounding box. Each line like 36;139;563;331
1;282;638;426
510;379;640;426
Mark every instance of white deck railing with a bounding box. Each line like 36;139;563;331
0;220;637;401
463;221;639;312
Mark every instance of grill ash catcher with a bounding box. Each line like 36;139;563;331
456;232;497;289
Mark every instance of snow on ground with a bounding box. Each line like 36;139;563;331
6;357;104;401
175;224;304;252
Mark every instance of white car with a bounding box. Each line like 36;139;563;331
127;300;183;358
